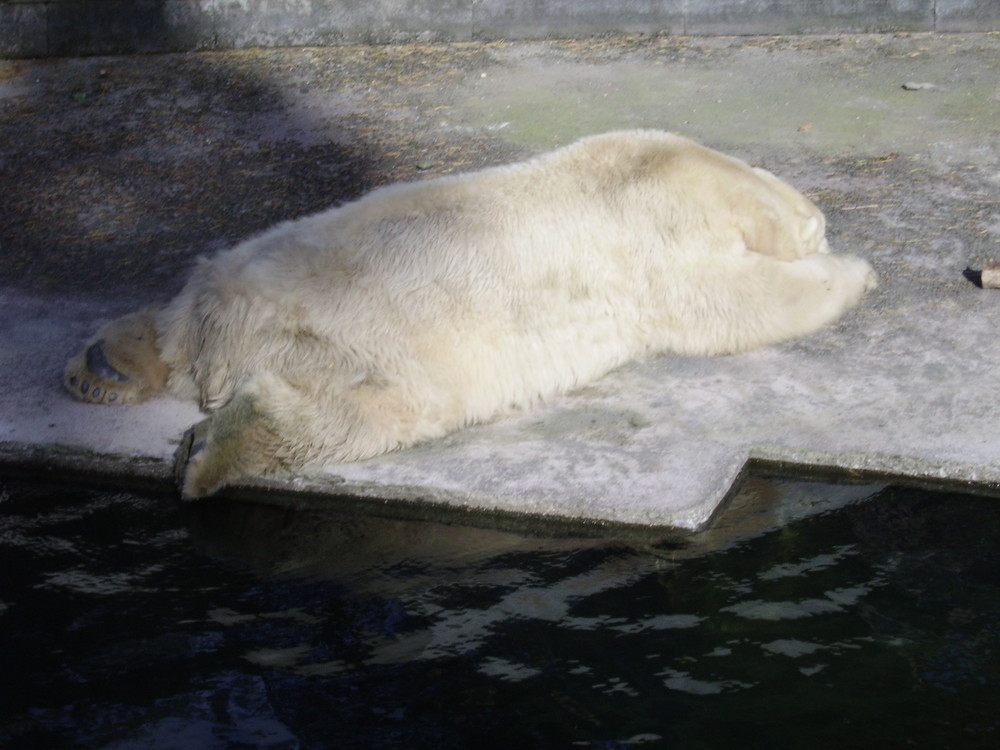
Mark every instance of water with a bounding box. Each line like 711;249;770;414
1;474;998;749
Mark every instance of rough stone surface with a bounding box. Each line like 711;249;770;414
1;34;999;528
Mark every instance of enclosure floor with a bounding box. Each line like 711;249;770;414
2;34;999;528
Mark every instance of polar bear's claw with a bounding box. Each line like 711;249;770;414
175;421;206;493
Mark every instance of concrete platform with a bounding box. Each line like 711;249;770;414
1;34;999;529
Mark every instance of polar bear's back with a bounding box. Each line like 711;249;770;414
181;133;698;413
236;131;739;323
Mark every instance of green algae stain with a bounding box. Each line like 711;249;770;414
456;53;999;156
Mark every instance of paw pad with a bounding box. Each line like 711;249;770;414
85;341;132;383
65;341;133;403
64;308;169;406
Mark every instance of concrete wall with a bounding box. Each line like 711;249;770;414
3;0;999;58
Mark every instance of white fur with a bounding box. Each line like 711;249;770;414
146;130;875;489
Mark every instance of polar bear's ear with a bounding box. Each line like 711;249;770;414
742;206;826;262
742;206;803;262
799;213;828;254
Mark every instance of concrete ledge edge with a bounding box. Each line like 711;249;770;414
5;441;1000;535
0;441;689;537
750;444;1000;499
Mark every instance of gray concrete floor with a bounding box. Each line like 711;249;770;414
1;34;998;529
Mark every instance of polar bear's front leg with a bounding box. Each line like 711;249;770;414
176;392;283;499
64;307;169;405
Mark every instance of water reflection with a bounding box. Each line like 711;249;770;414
1;475;998;749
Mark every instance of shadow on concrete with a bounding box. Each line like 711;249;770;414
44;0;179;57
0;42;383;301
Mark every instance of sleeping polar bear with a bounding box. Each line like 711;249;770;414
64;130;875;499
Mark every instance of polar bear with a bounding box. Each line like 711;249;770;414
64;130;875;499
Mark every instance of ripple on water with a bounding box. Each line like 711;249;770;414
0;478;998;748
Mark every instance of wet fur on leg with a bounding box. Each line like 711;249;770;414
176;393;284;499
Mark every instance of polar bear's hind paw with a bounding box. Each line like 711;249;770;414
65;341;139;404
63;308;169;406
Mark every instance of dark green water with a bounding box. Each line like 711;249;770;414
0;475;997;749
